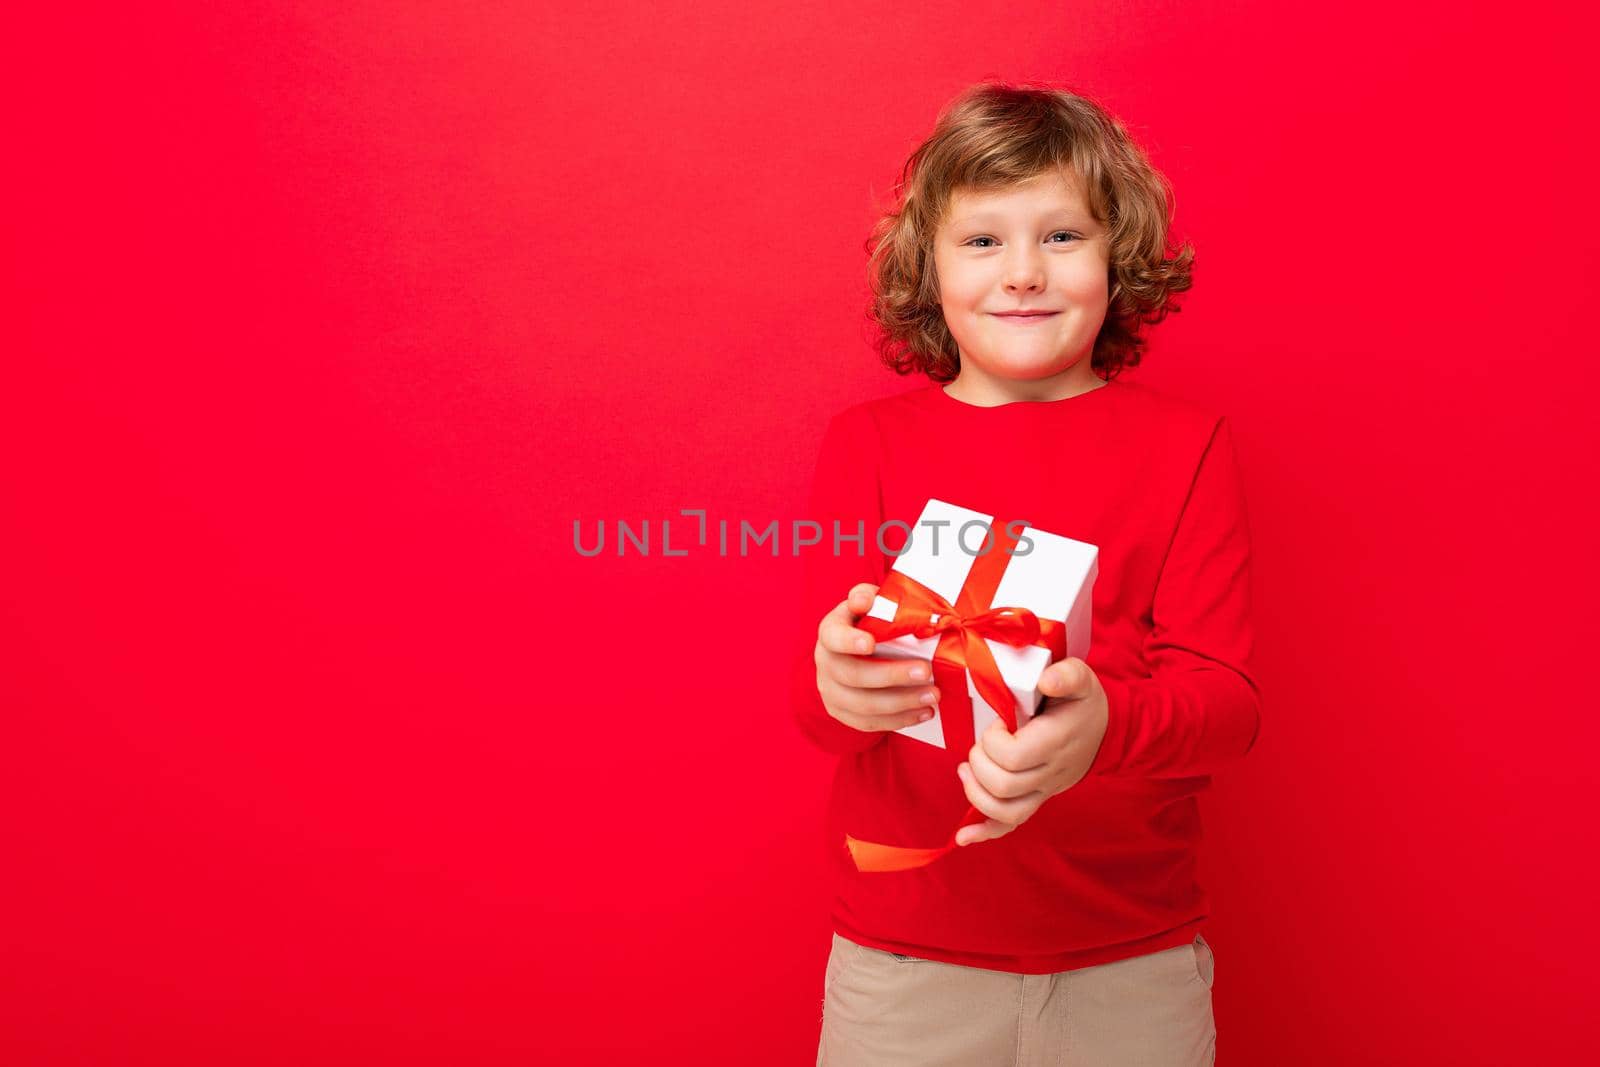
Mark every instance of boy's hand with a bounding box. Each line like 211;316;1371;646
813;583;941;735
954;657;1109;847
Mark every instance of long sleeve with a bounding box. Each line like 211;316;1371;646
1087;416;1263;779
790;408;891;756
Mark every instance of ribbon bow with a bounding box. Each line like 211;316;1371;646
848;517;1067;873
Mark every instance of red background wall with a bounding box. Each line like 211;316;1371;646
4;2;1593;1063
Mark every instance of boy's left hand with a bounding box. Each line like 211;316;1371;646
954;657;1109;847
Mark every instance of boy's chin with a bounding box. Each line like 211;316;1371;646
975;359;1086;383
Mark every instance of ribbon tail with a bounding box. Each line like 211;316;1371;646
844;834;956;872
844;805;993;873
964;634;1021;733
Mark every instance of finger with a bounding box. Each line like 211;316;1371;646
825;694;934;735
953;765;1027;847
978;716;1049;775
825;649;937;691
955;815;1012;848
818;674;941;728
818;597;876;656
968;731;1049;799
1038;657;1093;700
955;759;1039;827
825;701;939;734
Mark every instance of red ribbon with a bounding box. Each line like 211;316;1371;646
848;517;1067;872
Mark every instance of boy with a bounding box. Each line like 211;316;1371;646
793;83;1259;1066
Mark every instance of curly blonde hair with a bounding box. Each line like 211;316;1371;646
866;81;1194;383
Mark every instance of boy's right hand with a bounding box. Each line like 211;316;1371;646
813;582;941;735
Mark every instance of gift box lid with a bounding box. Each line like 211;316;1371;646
873;498;1096;626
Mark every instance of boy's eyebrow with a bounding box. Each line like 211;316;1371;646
952;208;1093;226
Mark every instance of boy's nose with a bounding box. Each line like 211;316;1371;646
1003;258;1046;290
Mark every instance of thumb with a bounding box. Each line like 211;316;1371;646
847;582;880;616
1038;657;1090;700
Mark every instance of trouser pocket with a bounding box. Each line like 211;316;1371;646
1192;934;1215;989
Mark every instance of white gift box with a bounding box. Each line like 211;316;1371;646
865;498;1098;749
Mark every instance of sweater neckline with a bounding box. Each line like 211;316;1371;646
927;377;1116;413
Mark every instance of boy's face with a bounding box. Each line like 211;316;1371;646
932;170;1111;403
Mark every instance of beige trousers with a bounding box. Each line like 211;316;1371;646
816;932;1216;1067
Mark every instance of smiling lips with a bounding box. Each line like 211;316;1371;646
992;311;1060;323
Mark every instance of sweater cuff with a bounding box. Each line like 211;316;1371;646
791;650;889;756
795;695;890;756
1081;670;1262;779
1085;675;1133;777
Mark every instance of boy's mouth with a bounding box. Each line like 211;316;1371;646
992;311;1060;323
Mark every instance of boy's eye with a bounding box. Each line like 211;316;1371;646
964;231;1080;248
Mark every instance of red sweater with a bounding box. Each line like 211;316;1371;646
791;378;1262;974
